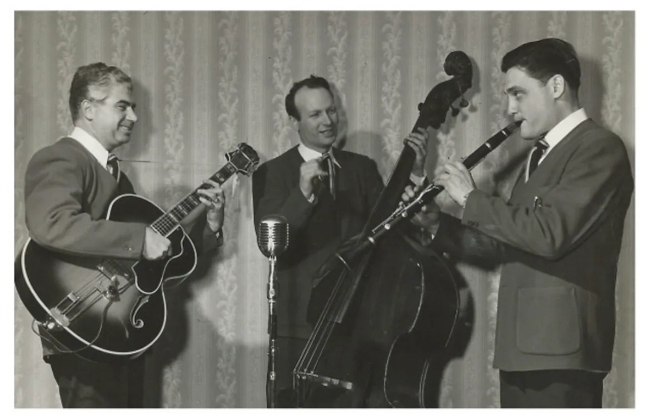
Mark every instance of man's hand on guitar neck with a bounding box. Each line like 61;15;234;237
143;227;172;260
197;179;225;234
181;179;226;236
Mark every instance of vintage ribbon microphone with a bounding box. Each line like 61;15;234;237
257;215;289;408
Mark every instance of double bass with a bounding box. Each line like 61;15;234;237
288;51;473;407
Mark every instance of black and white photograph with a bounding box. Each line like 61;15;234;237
7;5;639;409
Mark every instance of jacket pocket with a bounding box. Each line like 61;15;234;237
516;286;581;355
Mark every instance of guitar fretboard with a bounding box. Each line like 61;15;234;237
150;162;237;236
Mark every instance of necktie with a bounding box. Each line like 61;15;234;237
322;153;336;200
107;154;120;182
528;139;549;179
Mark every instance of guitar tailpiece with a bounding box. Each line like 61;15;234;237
38;318;63;332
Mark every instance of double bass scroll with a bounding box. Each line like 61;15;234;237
362;51;473;233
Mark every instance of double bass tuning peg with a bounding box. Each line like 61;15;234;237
450;96;469;117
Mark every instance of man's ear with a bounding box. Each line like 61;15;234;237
289;115;299;131
548;74;566;99
80;99;95;121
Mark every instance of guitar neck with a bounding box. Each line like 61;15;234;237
150;162;237;236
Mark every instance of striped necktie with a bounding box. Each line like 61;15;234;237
107;154;120;183
322;152;336;201
528;138;549;179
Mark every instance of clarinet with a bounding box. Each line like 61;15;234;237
335;121;522;265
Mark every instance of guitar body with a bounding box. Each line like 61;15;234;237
15;142;260;363
15;194;197;363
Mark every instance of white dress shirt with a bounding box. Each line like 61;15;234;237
298;143;341;169
525;108;588;182
68;126;112;171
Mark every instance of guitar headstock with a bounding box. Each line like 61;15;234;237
226;143;260;176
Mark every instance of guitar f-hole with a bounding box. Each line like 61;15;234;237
130;295;149;329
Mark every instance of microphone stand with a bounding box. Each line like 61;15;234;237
258;214;288;408
266;254;279;408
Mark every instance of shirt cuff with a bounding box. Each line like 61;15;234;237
410;173;426;186
461;190;473;208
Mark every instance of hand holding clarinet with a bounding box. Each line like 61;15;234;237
403;121;522;236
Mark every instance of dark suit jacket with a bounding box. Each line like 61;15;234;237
252;146;384;338
434;119;633;372
25;137;146;259
23;136;218;357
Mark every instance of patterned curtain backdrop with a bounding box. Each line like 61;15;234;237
14;11;634;408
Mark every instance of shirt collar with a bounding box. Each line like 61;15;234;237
297;143;341;168
525;108;588;182
68;126;111;167
542;108;588;152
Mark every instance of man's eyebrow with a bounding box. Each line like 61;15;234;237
117;99;136;108
504;86;522;94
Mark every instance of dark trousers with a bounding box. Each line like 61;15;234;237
499;369;607;408
47;354;145;408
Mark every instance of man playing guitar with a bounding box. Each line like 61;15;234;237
20;62;225;407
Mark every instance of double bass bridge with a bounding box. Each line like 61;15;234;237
294;371;354;391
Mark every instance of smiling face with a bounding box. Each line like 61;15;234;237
503;66;558;140
86;81;138;151
291;86;338;153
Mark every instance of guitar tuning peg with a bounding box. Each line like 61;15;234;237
459;97;469;108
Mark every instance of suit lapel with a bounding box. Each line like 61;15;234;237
524;119;590;185
510;120;590;206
